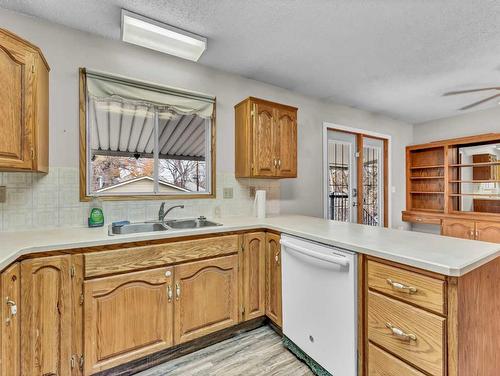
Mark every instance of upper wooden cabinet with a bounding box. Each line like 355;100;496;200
0;28;49;172
235;97;297;178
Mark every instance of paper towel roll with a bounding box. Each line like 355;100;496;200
254;190;266;218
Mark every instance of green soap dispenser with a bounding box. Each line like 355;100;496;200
88;198;104;227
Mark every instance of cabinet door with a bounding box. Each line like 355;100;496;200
21;255;74;376
475;221;500;243
275;108;297;177
242;232;266;321
441;219;475;240
0;33;35;170
265;233;282;327
252;101;276;177
84;267;173;375
174;255;239;344
1;263;20;375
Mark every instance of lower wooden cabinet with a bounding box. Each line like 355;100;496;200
83;267;174;375
242;232;266;321
1;263;20;376
442;218;500;242
265;233;282;327
441;218;475;239
174;255;239;344
368;343;425;376
20;255;82;376
475;220;500;242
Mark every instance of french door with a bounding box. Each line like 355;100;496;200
325;128;388;227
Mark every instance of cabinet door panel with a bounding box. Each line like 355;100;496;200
1;263;20;376
0;35;34;170
275;108;297;177
84;267;173;375
475;221;500;243
174;255;239;344
441;219;475;240
252;102;276;177
243;232;266;320
21;255;73;376
265;233;282;327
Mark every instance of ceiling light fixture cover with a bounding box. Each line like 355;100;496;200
121;9;207;61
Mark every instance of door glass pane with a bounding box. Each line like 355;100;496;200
326;130;356;222
362;138;384;226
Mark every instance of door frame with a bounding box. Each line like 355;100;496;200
322;122;392;228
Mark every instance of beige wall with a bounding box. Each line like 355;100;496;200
0;8;414;229
413;106;500;144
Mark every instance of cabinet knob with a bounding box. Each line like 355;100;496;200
165;270;172;277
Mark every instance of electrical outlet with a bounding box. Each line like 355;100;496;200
223;187;234;199
0;186;5;203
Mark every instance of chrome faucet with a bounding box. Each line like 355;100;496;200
158;203;184;222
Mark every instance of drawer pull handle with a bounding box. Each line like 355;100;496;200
385;322;417;342
386;279;418;294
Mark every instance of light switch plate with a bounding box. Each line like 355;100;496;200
223;187;233;199
0;186;5;203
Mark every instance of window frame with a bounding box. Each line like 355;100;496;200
79;68;216;201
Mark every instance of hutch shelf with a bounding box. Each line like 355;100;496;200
403;133;500;242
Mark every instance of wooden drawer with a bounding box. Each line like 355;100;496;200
85;235;239;278
402;212;441;225
367;260;445;314
368;343;426;376
367;291;445;376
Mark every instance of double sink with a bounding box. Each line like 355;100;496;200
109;216;222;236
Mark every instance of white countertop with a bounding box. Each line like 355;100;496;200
0;215;498;276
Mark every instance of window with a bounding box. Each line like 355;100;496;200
79;69;215;199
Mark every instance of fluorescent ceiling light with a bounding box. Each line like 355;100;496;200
121;10;207;61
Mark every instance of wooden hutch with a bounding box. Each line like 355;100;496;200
403;133;500;242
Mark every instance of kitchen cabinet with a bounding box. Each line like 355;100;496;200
0;263;20;376
442;218;500;242
362;256;500;376
20;255;82;376
174;255;239;344
441;218;475;240
265;233;282;327
242;232;266;321
83;267;174;375
0;28;49;172
235;97;297;178
475;220;500;242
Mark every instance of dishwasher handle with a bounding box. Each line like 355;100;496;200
280;239;349;267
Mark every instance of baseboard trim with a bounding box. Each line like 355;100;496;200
95;316;268;376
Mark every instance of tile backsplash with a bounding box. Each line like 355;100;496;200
0;168;280;232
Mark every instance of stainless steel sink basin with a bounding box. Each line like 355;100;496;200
108;217;222;235
109;222;168;235
164;217;222;229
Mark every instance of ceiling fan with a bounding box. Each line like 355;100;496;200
443;87;500;110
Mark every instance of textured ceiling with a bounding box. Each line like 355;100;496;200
2;0;500;123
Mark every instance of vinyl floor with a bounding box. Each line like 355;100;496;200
135;326;314;376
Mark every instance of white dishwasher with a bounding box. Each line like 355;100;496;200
281;234;357;376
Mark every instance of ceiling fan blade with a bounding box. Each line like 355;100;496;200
459;93;500;110
443;87;500;96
